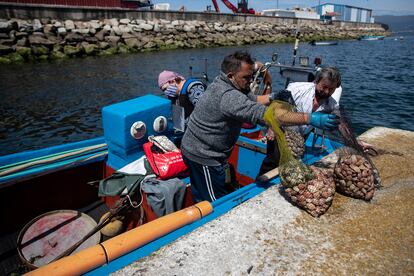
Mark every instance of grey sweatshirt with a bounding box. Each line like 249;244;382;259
181;72;267;166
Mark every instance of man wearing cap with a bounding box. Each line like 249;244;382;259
158;70;206;120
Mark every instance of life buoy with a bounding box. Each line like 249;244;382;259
250;62;272;96
261;68;272;95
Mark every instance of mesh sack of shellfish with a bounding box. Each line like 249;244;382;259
280;165;336;217
263;101;312;188
279;158;313;188
263;102;336;217
331;107;381;189
333;152;375;201
283;127;305;159
263;101;310;186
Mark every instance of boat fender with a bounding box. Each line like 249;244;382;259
99;212;125;237
153;116;168;133
130;121;146;140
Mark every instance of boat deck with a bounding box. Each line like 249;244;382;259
0;199;109;275
0;158;109;275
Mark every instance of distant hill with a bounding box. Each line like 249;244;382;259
375;15;414;32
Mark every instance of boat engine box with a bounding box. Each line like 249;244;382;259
102;95;172;170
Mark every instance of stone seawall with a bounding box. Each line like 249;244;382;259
0;16;387;64
0;3;384;28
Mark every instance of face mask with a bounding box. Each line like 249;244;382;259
164;84;178;98
315;87;333;100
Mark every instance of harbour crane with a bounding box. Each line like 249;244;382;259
211;0;255;14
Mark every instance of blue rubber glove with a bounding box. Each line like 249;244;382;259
309;112;339;130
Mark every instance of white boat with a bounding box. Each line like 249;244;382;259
309;41;338;46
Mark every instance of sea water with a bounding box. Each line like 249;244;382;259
0;35;413;156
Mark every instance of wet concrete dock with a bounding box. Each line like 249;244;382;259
114;127;414;275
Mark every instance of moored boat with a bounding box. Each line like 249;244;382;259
357;35;385;41
309;40;338;46
0;52;341;275
0;97;339;275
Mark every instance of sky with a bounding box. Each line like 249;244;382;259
151;0;414;16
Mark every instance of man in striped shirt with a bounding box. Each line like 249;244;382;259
259;67;342;175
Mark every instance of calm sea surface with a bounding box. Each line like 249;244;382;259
0;35;413;156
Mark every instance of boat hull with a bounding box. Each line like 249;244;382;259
358;35;385;41
0;94;340;275
309;41;338;46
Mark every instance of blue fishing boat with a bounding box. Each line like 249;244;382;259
0;53;341;275
357;35;385;41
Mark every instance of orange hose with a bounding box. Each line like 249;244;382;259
25;201;213;276
104;201;212;261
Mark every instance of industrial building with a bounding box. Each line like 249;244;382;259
262;9;295;18
314;3;374;23
262;8;319;20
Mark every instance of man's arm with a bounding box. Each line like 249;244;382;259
256;94;271;105
266;102;339;129
187;81;206;106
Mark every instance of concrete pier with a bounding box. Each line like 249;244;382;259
113;127;414;275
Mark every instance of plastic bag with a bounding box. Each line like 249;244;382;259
143;136;188;180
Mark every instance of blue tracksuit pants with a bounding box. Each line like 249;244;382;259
182;155;233;203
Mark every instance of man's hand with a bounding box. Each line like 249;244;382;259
309;112;339;130
357;140;378;156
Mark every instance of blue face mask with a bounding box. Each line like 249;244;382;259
164;84;178;98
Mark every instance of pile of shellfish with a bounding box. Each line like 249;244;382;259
333;154;375;201
284;128;305;159
280;159;313;188
280;162;336;217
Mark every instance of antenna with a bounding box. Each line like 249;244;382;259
292;29;300;66
203;58;209;82
189;66;193;78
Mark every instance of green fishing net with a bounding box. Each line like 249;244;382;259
263;101;313;188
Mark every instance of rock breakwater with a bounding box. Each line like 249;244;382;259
0;18;387;64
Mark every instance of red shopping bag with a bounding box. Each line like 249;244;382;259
143;141;189;180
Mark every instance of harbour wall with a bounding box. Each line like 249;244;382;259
0;3;388;64
0;2;383;28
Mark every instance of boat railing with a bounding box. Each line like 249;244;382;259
0;138;108;187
